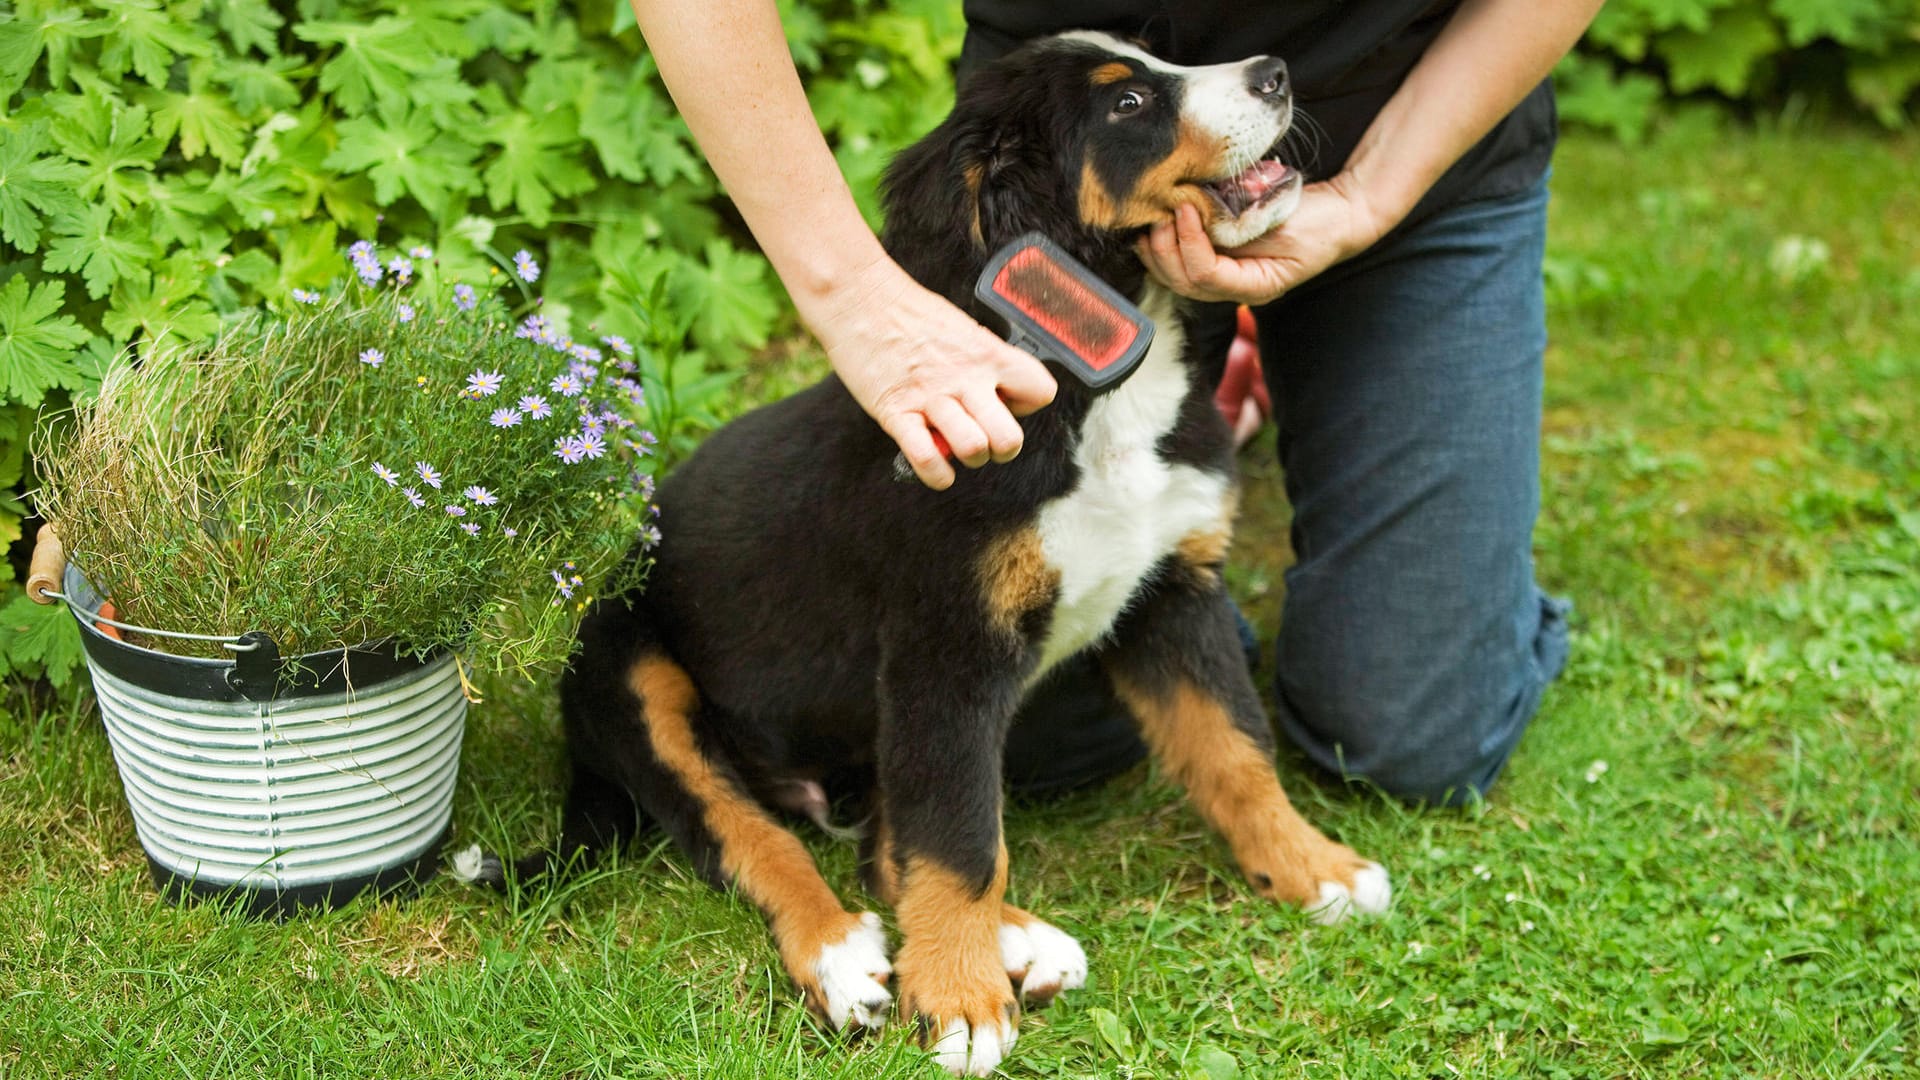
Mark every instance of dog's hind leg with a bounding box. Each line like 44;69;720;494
621;653;895;1033
1099;560;1391;925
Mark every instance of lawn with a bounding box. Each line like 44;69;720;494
3;121;1917;1079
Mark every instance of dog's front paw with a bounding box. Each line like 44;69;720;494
999;909;1088;1006
1305;860;1392;925
803;912;895;1032
1246;840;1392;925
899;960;1020;1075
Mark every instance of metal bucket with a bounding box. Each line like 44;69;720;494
56;565;467;916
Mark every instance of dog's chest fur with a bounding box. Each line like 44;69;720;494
1030;289;1229;677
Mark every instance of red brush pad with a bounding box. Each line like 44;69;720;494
991;247;1138;372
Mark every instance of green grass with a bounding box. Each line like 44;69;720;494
4;122;1918;1078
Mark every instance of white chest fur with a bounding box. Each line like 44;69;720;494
1030;289;1231;678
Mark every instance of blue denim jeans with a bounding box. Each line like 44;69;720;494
1254;173;1569;805
1003;175;1569;807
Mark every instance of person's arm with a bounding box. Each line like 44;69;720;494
1138;0;1605;303
629;0;1055;489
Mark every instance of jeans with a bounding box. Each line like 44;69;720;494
1255;172;1569;805
1003;175;1569;807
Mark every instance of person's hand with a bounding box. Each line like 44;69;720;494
1137;176;1388;305
804;256;1057;490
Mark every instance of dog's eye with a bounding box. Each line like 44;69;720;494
1112;88;1148;118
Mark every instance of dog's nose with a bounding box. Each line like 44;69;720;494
1246;57;1289;101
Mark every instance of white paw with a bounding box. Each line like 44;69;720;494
1307;862;1392;926
813;912;894;1031
999;918;1088;1004
446;843;494;884
930;1013;1016;1077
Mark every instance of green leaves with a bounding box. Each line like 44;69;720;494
296;17;449;116
0;591;85;687
1568;0;1919;129
477;82;593;227
1659;6;1783;95
0;121;85;253
46;96;166;215
325;107;479;217
0;277;90;408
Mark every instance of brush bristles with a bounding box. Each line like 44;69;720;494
992;248;1138;372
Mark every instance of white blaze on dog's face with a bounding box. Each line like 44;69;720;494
1058;31;1302;248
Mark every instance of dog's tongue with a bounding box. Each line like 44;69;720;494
1231;159;1292;201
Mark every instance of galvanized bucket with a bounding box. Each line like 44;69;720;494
50;564;467;916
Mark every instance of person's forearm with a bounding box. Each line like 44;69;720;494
1342;0;1604;238
628;0;886;308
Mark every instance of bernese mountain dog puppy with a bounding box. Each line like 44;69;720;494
475;30;1390;1076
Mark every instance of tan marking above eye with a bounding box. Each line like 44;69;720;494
1090;61;1133;86
1076;120;1229;231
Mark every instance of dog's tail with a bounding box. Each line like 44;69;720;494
448;758;647;891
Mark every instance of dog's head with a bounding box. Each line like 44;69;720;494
883;31;1301;289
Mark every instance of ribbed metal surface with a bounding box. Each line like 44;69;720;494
87;650;467;890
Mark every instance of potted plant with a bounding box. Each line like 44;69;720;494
27;242;659;915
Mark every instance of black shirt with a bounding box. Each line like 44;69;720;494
957;2;1556;225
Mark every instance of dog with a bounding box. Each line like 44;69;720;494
468;30;1390;1076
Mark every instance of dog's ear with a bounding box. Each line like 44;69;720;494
952;120;1061;254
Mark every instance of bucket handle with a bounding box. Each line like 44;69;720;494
29;525;263;654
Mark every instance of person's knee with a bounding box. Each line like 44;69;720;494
1272;644;1539;808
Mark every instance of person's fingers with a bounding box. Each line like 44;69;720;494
1173;204;1220;281
992;346;1057;417
962;385;1025;463
883;413;956;490
1140;219;1186;291
925;397;992;468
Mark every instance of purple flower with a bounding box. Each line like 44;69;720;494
513;249;540;282
398;302;415;323
403;487;426;508
639;524;662;548
519;394;552;420
580;413;606;437
350;241;382;286
445;504;467;517
415;461;443;489
579;431;607;459
602;335;632;356
453;284;476;311
611;378;645;407
359;348;384;367
388;256;414;285
409;244;433;259
489;407;522;428
464;485;497;506
569;344;603;364
371;462;400;486
502;526;518;538
516;314;549;341
466;369;505;397
551;374;584;398
292;288;321;304
551;569;575;599
553;436;587;464
461;522;481;536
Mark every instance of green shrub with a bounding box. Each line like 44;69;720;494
0;0;965;683
34;243;657;677
1560;0;1920;139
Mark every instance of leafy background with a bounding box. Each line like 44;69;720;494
1560;0;1920;139
1;0;1916;677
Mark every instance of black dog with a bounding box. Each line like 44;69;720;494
465;31;1388;1076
